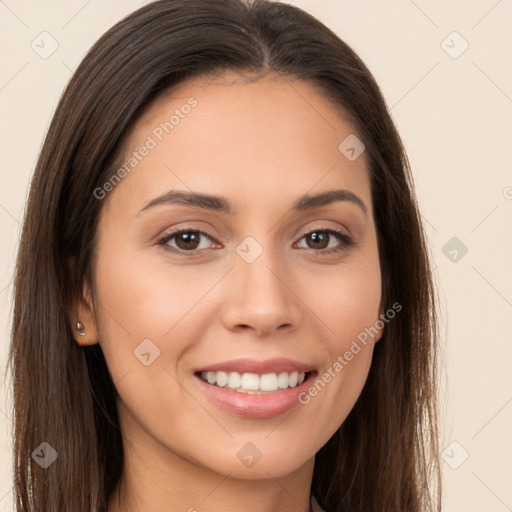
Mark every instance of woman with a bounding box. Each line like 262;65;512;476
7;0;442;510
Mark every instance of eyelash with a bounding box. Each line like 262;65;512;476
157;226;354;258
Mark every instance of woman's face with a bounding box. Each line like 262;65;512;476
82;73;383;480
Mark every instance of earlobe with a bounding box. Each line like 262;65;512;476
71;282;100;346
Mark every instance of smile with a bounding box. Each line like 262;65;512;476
198;370;308;394
193;358;318;418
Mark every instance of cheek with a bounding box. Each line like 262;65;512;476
92;242;210;433
307;254;382;350
295;250;381;436
92;238;194;372
92;234;235;386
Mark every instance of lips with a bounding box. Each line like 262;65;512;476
194;357;315;393
193;357;318;418
194;357;315;375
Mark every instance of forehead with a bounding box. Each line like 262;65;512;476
131;71;359;148
105;72;371;217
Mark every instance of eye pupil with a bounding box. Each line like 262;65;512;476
176;231;200;250
307;231;328;249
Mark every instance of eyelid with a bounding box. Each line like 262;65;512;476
294;224;354;256
157;227;219;256
295;222;350;239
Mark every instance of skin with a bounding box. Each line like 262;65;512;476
73;72;383;512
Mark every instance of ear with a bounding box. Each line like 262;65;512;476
373;303;385;343
71;282;100;346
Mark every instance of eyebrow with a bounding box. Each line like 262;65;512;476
138;188;367;217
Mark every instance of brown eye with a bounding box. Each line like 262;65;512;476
159;229;215;254
174;231;201;250
305;231;330;250
295;228;354;256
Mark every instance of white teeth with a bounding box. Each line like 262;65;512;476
240;373;260;390
260;373;278;391
228;372;241;389
216;371;228;387
199;370;307;392
277;372;289;389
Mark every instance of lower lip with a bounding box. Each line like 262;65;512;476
194;372;317;419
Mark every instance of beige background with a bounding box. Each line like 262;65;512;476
1;1;511;510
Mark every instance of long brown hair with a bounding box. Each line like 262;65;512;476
7;0;442;510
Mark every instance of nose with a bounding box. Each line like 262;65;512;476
220;247;303;337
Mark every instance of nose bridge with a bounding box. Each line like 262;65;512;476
222;233;302;334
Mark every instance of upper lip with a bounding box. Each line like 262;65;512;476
195;357;315;375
